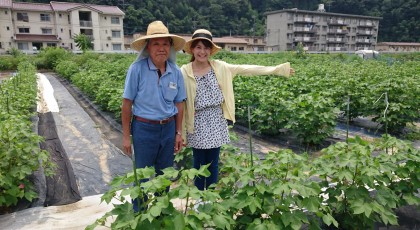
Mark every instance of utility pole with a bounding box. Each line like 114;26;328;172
252;15;256;50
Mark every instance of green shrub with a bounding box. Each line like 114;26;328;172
35;47;70;70
88;135;420;230
0;61;55;210
285;93;340;146
55;60;80;80
312;135;420;229
8;48;22;58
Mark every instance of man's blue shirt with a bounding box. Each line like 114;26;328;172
123;57;186;120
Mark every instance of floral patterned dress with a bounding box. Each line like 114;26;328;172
187;69;230;149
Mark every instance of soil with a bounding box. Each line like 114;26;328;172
55;73;283;157
0;71;14;81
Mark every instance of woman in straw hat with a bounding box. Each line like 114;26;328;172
122;21;186;212
181;29;295;191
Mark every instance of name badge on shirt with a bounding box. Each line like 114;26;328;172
169;82;177;89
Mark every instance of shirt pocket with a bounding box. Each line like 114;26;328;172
162;81;178;102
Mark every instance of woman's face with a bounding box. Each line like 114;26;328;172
191;40;211;62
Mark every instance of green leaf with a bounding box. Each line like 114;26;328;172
380;210;398;225
149;205;162;217
213;215;229;229
302;197;320;212
172;213;185;230
403;194;420;205
322;213;338;227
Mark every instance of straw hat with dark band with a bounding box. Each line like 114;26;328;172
184;29;221;56
131;21;186;52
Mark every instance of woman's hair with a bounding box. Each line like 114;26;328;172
190;39;213;62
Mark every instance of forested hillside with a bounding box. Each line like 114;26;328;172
28;0;419;42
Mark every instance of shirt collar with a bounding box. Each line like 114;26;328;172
147;57;173;74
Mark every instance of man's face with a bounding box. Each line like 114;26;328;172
147;37;171;67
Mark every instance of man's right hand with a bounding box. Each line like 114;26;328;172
121;98;133;158
123;135;132;157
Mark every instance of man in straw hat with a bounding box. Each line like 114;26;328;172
122;20;186;212
181;29;295;193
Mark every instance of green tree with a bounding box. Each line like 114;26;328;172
73;33;93;53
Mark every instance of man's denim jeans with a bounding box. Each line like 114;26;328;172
131;118;175;212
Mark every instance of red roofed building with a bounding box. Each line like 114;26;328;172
0;0;124;53
126;34;273;53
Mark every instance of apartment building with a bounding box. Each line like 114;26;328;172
0;0;124;54
265;5;381;52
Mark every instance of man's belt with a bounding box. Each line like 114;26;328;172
133;115;175;125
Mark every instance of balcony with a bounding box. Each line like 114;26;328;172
328;19;347;25
356;38;374;44
303;46;317;51
359;21;375;27
294;27;318;33
328;29;348;34
76;34;94;40
326;37;347;43
79;20;92;27
294;17;315;23
327;47;347;51
294;37;317;42
357;30;374;35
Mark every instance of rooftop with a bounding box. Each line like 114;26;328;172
377;42;420;46
265;8;382;20
0;1;124;15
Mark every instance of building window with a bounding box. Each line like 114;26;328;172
59;14;62;18
104;16;107;20
40;14;50;21
0;42;2;49
18;42;29;50
42;28;52;34
5;11;8;14
239;47;244;51
253;39;258;44
18;27;30;33
7;26;9;30
111;17;120;24
61;28;63;32
230;47;237;51
47;43;56;47
112;43;122;50
17;12;29;22
287;23;293;30
112;30;121;38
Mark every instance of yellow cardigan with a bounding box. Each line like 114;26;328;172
180;59;290;140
